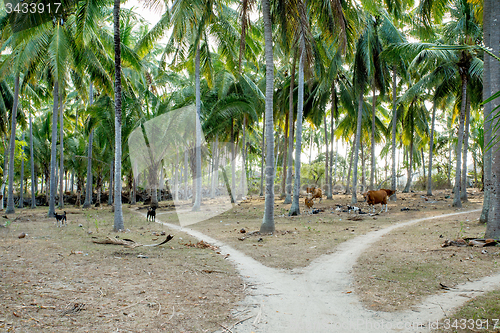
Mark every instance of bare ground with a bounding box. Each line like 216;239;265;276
1;189;499;332
0;207;243;332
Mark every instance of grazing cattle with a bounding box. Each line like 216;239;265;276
147;207;156;222
305;196;314;213
365;189;396;214
55;211;67;227
306;186;323;203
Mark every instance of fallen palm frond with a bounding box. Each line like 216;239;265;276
92;235;174;248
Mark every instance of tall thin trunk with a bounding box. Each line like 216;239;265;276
6;74;20;214
1;139;6;211
259;121;265;197
29;110;36;208
289;47;305;216
281;113;289;198
214;135;219;198
390;67;398;200
241;116;247;199
421;148;426;181
108;161;113;205
58;96;64;208
19;133;25;209
83;83;94;208
461;95;471;201
360;140;366;193
260;0;275;233
486;0;500;238
230;119;236;202
427;103;437;196
113;0;124;230
370;85;377;191
285;60;295;204
481;0;493;223
48;82;59;217
284;61;297;204
193;44;202;211
329;92;334;196
403;134;414;193
351;92;363;204
448;139;453;187
323;115;330;198
345;141;354;194
184;150;188;200
452;72;468;208
131;176;137;204
334;140;338;184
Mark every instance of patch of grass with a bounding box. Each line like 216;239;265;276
353;207;499;312
438;289;500;332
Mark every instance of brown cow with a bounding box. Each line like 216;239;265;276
366;189;396;213
305;196;314;213
306;186;323;203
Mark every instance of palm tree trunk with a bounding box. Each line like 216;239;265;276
184;149;189;200
19;132;25;209
485;0;500;238
193;44;202;211
289;47;305;217
241;116;247;199
329;95;334;196
427;103;437;196
83;83;94;208
260;0;275;232
370;85;377;191
403;134;414;193
323;115;330;198
481;0;493;223
281;113;289;198
230;118;236;202
58;96;64;208
361;140;366;193
29;110;36;208
421;148;426;181
285;59;295;205
351;92;363;204
113;0;124;230
390;67;398;200
6;74;20;214
334;140;338;184
345;141;354;194
108;161;114;205
48;82;59;217
452;72;467;208
259;122;265;197
461;95;471;201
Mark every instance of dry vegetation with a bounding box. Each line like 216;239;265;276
353;205;500;313
1;188;498;332
0;207;243;332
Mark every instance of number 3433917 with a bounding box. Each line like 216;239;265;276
443;318;499;330
6;2;61;14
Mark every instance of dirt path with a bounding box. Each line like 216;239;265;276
144;209;500;332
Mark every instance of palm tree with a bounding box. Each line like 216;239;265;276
113;0;124;230
5;74;20;214
259;0;275;232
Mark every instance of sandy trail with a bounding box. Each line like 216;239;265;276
147;209;500;332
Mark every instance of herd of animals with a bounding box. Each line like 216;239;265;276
304;186;396;215
51;187;396;226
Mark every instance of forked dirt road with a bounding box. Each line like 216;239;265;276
149;209;500;332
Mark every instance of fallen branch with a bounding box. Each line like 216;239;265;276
92;235;174;248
